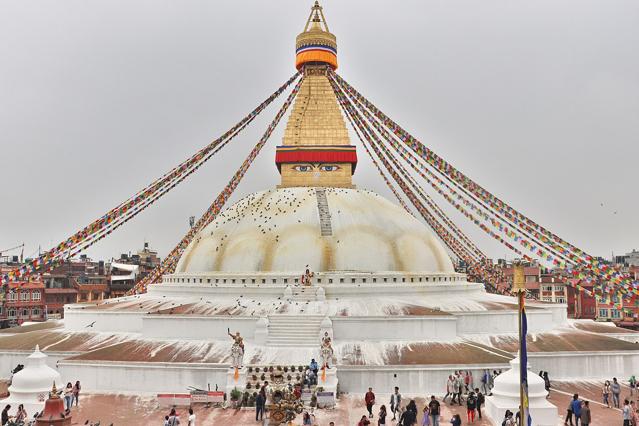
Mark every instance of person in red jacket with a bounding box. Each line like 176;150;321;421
365;387;376;419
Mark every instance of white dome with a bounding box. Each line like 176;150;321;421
176;187;453;274
9;345;61;394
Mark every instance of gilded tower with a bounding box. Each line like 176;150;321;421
275;1;357;188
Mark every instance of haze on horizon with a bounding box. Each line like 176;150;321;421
0;0;637;264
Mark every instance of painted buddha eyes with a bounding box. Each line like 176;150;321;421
292;164;340;172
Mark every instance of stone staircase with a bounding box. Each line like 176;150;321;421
267;314;324;347
315;188;333;236
290;285;318;302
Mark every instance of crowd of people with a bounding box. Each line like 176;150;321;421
359;387;455;426
163;407;196;426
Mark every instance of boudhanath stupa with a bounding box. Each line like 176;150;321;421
1;1;638;403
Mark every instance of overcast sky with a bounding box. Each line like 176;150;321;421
0;0;637;263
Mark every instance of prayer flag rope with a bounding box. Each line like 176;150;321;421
129;74;305;294
330;70;638;299
1;72;300;287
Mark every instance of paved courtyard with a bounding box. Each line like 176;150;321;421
61;381;628;425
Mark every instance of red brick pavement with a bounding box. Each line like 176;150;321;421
58;381;636;425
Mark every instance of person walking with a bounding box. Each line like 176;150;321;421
480;370;489;394
564;399;574;426
623;399;632;426
543;372;551;396
421;406;430;426
168;408;180;426
428;395;440;426
358;415;371;426
630;401;638;426
72;381;81;407
64;382;74;411
630;375;637;397
365;387;376;419
390;387;401;421
1;405;10;426
474;388;484;420
15;404;27;423
454;375;463;406
444;375;454;403
570;394;582;426
503;410;515;426
449;414;462;426
603;380;611;408
399;402;417;426
378;405;387;426
466;391;477;423
255;390;265;421
580;401;590;426
187;407;195;426
612;377;622;408
302;411;312;426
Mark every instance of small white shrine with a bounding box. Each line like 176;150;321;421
485;355;559;426
2;345;62;418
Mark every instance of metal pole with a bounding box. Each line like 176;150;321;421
518;289;524;426
513;264;526;426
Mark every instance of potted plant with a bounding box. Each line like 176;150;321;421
230;387;242;408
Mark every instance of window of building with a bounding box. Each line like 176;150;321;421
340;278;344;283
351;278;356;283
7;292;17;302
612;309;622;319
556;297;566;304
543;285;553;292
525;275;537;283
8;309;16;319
32;308;40;317
599;309;609;318
20;292;30;301
32;292;41;301
21;308;29;317
251;279;256;284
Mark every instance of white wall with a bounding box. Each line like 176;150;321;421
59;361;228;394
332;317;457;341
64;309;144;333
454;310;555;335
142;316;259;340
528;351;639;380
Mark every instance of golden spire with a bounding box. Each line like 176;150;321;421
50;381;60;399
276;2;356;189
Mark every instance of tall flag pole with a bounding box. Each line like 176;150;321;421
513;264;531;426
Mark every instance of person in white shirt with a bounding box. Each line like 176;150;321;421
187;407;195;426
